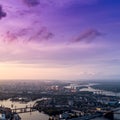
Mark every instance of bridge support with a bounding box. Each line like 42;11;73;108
104;111;114;120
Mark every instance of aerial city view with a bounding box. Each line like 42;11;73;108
0;0;120;120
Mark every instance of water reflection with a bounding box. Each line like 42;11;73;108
20;112;49;120
80;85;120;97
0;99;49;120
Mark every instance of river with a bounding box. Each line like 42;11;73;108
0;99;49;120
80;85;120;97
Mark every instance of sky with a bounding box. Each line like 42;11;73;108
0;0;120;80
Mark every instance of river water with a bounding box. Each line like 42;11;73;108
0;99;49;120
80;86;120;97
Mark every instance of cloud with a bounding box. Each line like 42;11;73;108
71;29;103;43
3;27;54;43
17;28;31;36
4;31;18;43
41;0;99;7
3;29;29;43
0;5;7;19
28;27;54;42
43;0;99;7
0;41;102;64
22;0;40;7
44;32;54;40
22;0;99;8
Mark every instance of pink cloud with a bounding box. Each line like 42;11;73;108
70;29;103;43
3;27;54;44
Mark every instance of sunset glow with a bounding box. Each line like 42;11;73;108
0;0;120;80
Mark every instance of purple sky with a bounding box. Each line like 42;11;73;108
0;0;120;80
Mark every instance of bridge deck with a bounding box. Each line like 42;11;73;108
12;107;37;114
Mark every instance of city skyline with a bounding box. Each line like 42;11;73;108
0;0;120;80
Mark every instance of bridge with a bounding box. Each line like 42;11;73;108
71;108;120;120
11;105;120;119
12;106;37;114
100;108;120;119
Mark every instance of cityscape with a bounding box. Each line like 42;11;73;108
0;80;119;120
0;0;120;120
